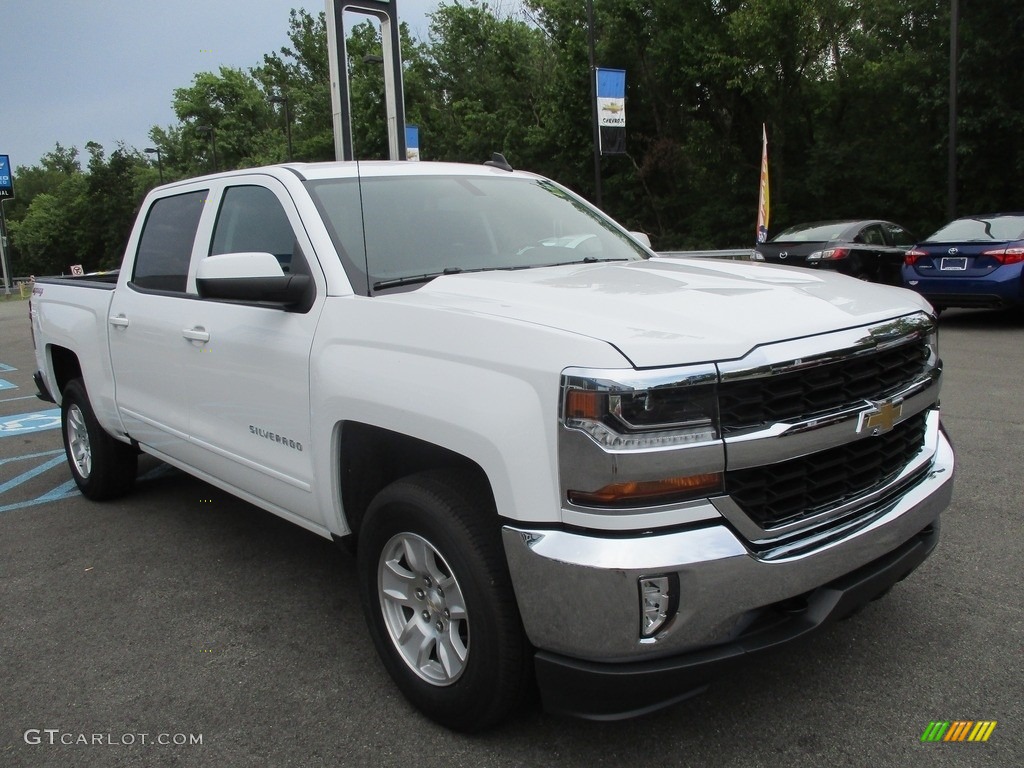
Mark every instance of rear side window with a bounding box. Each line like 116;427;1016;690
885;224;916;247
132;190;208;293
859;224;886;246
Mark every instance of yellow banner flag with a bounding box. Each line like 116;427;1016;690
757;124;770;244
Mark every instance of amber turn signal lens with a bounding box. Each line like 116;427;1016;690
568;473;723;507
564;389;604;420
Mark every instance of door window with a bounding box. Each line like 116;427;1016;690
210;185;297;272
132;190;208;292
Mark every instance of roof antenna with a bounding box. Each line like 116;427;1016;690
484;152;514;172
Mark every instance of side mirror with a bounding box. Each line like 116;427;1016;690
196;252;310;306
630;231;652;248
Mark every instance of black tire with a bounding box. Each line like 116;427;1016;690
357;469;532;731
61;378;138;500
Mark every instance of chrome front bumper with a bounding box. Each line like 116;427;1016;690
502;427;954;665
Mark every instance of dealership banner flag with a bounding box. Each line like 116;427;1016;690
756;125;770;243
596;68;626;155
0;155;14;199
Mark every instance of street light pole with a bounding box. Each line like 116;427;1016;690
269;95;294;161
144;147;164;183
0;200;11;295
586;0;602;208
197;125;218;172
947;0;959;221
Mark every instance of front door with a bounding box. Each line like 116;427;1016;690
181;179;324;527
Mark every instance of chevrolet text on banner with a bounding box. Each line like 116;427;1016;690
596;68;626;155
756;124;770;244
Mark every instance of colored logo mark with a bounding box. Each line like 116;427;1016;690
0;409;62;437
921;721;997;743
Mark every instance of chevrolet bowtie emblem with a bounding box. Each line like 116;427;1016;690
858;399;904;435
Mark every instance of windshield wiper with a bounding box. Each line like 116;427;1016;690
373;266;498;291
373;258;630;291
523;257;631;269
373;272;445;291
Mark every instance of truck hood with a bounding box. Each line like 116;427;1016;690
393;257;931;368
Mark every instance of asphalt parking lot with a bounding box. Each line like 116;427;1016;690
1;295;1021;767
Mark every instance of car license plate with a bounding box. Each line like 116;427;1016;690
940;257;968;271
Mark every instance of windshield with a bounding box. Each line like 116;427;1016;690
306;174;650;293
926;215;1024;243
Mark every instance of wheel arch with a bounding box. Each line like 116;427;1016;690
336;421;493;543
47;344;83;401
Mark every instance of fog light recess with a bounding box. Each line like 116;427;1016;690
639;574;678;639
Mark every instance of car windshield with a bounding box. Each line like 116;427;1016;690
926;215;1024;243
771;222;850;242
306;174;650;293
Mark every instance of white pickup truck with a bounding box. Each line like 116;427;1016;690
29;160;954;730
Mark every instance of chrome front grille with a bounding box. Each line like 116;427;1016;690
725;411;929;530
718;336;930;433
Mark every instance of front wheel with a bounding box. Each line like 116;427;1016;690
61;378;137;500
357;469;532;731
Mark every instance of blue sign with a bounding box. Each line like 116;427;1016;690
596;69;626;100
405;125;420;161
0;155;13;198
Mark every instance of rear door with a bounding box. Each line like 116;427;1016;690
108;186;209;458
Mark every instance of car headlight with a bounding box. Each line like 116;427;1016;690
561;372;719;450
559;366;725;509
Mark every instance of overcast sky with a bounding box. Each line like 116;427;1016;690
0;0;440;172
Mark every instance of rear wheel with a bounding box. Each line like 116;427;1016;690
61;378;137;500
357;469;532;731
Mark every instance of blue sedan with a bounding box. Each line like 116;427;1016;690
902;213;1024;311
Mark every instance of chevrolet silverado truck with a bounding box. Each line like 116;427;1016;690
29;160;954;731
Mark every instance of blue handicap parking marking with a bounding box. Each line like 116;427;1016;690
0;452;67;494
0;379;18;390
0;408;62;437
0;363;17;372
0;448;81;514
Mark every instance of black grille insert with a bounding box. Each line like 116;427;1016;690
725;411;929;530
718;339;929;432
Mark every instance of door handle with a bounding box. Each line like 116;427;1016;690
109;314;130;328
182;327;210;343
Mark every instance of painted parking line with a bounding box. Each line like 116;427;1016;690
0;486;80;514
0;449;79;514
0;363;16;372
0;379;16;390
0;450;177;515
0;454;69;494
0;448;65;467
0;408;61;437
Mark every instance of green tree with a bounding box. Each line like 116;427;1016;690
9;143;155;275
253;9;337;162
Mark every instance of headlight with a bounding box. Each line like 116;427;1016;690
559;366;725;510
561;370;719;450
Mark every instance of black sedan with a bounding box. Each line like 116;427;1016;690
753;220;917;285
